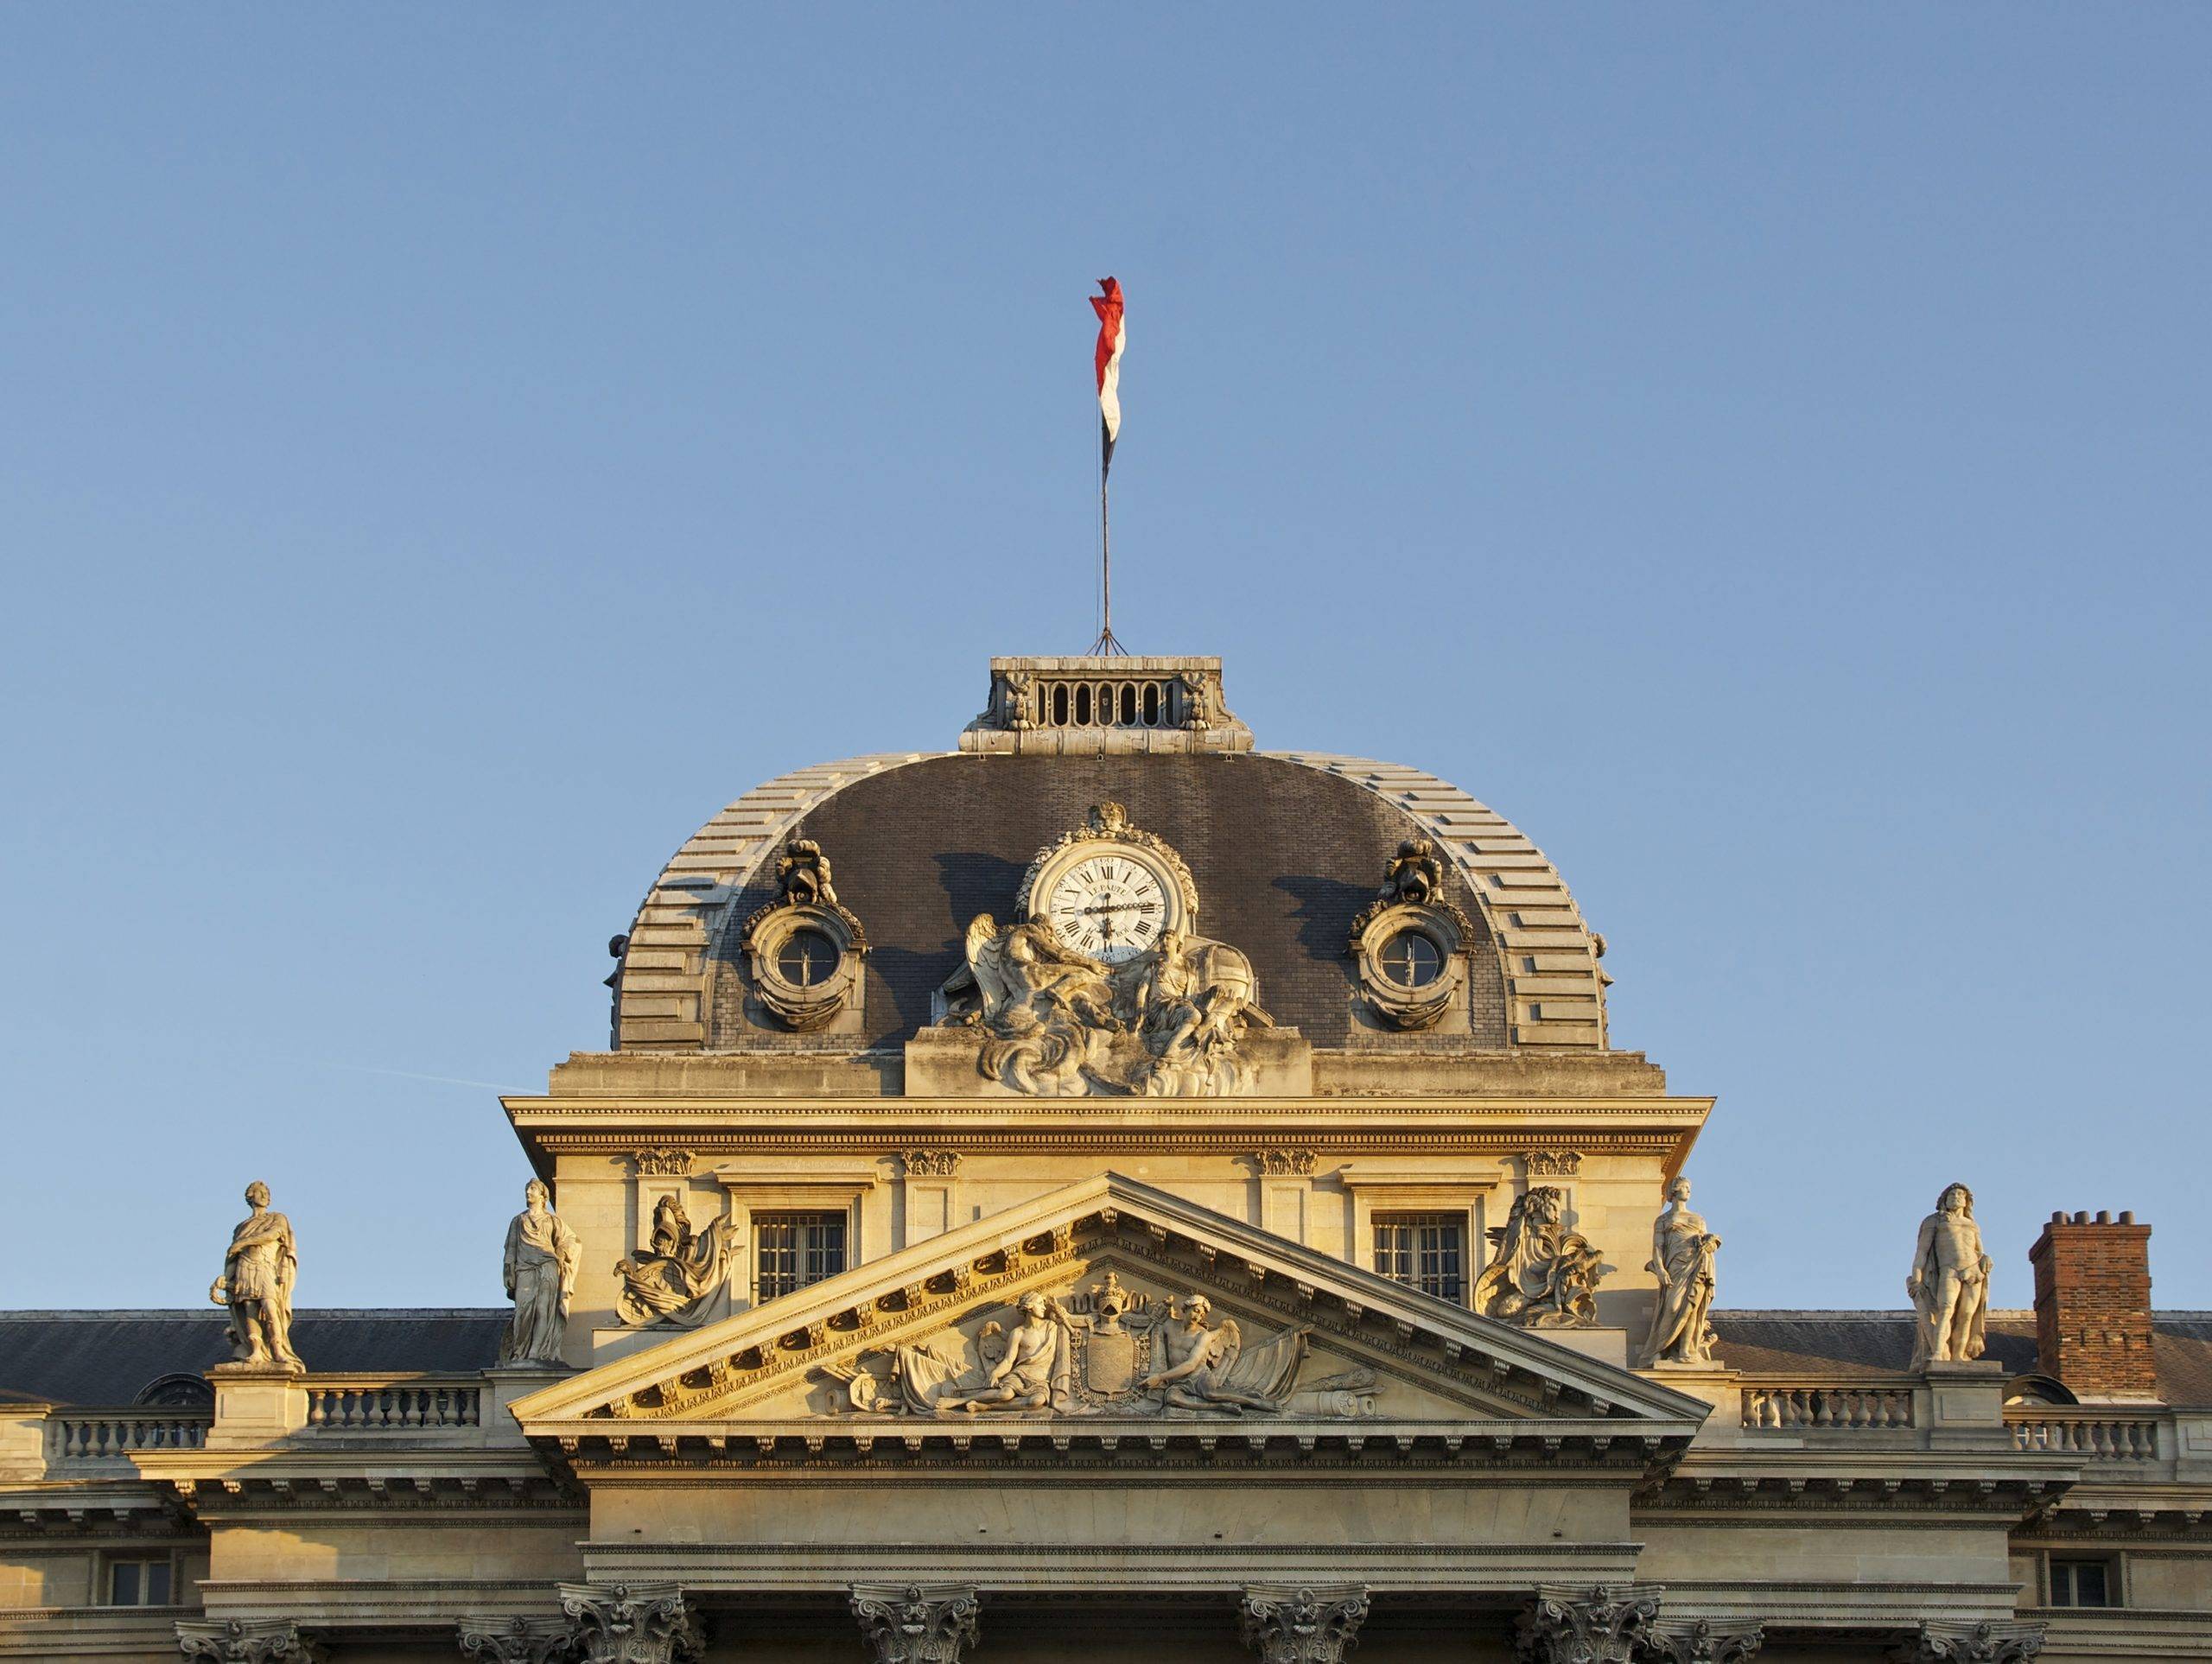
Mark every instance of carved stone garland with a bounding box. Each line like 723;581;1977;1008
850;1583;982;1664
1895;1622;2046;1664
1640;1618;1766;1664
557;1581;704;1664
1515;1585;1662;1664
739;839;868;1032
458;1616;578;1664
1239;1585;1372;1664
175;1619;325;1664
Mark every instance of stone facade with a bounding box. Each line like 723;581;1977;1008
0;654;2207;1663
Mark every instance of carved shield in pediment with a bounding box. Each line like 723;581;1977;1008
1080;1327;1141;1398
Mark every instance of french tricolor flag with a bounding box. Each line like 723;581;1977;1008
1091;276;1125;478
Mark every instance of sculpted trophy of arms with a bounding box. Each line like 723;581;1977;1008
209;1180;302;1372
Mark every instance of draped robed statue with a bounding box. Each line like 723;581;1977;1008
1636;1177;1721;1368
500;1179;582;1366
208;1180;302;1372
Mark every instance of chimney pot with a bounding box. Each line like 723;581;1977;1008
2031;1210;2158;1399
2120;1210;2135;1224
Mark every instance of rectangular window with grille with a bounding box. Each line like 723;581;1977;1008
108;1558;173;1606
753;1210;849;1303
2050;1559;2115;1608
1374;1213;1465;1303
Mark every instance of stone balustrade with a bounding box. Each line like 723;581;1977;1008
1740;1381;1916;1432
303;1376;483;1432
43;1410;212;1464
2007;1408;2163;1461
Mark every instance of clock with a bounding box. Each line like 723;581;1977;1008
1041;849;1174;963
1017;802;1198;964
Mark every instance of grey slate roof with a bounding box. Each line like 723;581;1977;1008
0;1310;506;1407
1713;1310;2212;1407
713;753;1504;1049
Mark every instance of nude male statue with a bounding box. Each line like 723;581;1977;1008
1141;1295;1280;1413
1907;1182;1992;1369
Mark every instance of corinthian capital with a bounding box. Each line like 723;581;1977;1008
1895;1622;2046;1664
458;1616;578;1663
1516;1585;1663;1664
1640;1618;1765;1664
850;1583;982;1664
557;1582;703;1664
176;1618;324;1663
1239;1585;1372;1664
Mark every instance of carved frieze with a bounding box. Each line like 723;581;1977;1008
176;1620;324;1663
1247;1149;1319;1176
740;839;868;1032
1474;1187;1610;1330
820;1276;1376;1419
1515;1585;1662;1664
902;1150;963;1178
631;1150;695;1178
558;1581;703;1664
851;1584;981;1664
1240;1585;1371;1664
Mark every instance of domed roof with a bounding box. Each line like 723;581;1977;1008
611;717;1609;1059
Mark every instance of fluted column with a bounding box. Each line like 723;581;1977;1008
458;1615;579;1663
1895;1621;2046;1664
176;1618;324;1663
1515;1585;1663;1664
558;1582;704;1664
850;1583;982;1664
1239;1585;1372;1664
1638;1618;1764;1664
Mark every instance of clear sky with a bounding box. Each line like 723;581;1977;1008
3;8;2206;1314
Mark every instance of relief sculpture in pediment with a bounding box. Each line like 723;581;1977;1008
821;1273;1376;1419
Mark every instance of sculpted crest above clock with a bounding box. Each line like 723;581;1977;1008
936;803;1271;1097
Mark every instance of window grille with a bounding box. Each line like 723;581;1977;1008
753;1210;849;1303
1374;1213;1465;1303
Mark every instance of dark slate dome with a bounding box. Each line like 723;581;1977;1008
613;744;1610;1057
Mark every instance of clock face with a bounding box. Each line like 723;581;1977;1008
1043;851;1172;964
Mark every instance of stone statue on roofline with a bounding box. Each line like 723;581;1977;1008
208;1180;302;1373
500;1178;582;1367
1637;1176;1721;1368
1907;1181;1991;1369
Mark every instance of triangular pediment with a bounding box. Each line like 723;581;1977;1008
512;1174;1707;1445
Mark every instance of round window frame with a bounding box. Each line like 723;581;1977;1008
1351;903;1465;1031
746;904;866;1032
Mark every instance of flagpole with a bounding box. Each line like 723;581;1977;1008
1087;276;1126;657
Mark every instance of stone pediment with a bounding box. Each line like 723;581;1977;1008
512;1175;1708;1444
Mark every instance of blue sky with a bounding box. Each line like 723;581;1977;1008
3;7;2206;1312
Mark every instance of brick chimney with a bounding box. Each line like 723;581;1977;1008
2030;1210;2158;1400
